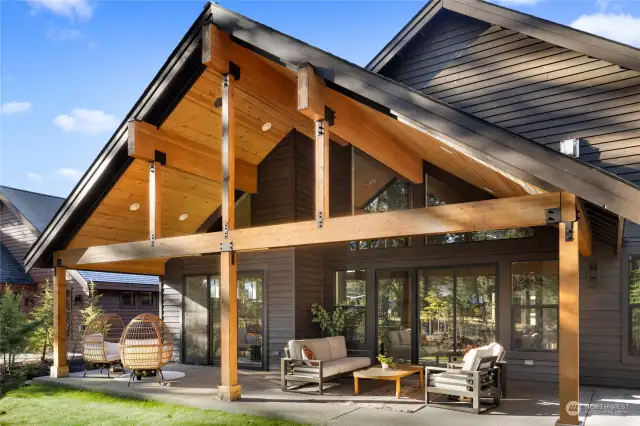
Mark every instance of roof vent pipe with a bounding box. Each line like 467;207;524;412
560;138;581;158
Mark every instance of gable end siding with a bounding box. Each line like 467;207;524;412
381;9;640;186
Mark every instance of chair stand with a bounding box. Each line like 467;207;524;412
127;368;164;387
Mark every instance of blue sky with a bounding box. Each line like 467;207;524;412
1;0;639;198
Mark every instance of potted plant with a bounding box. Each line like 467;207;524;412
377;354;393;370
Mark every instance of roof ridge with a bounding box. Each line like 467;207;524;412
0;185;65;200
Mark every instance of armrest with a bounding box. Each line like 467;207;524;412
446;362;464;369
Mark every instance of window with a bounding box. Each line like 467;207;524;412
628;255;640;356
120;291;135;308
138;292;154;307
511;261;559;351
425;174;535;245
335;270;367;344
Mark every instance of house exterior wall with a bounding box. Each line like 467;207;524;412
380;9;640;185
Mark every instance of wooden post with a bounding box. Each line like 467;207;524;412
149;161;162;241
51;262;69;378
315;119;330;225
558;192;580;426
218;72;241;401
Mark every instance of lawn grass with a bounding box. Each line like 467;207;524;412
0;384;303;425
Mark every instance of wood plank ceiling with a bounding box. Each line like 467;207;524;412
64;31;546;275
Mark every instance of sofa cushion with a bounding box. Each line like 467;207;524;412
327;336;347;360
487;342;506;361
288;340;307;360
322;357;371;376
386;331;401;345
306;339;332;362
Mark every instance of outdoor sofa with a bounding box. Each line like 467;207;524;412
281;336;371;394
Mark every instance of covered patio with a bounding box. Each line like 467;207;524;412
23;3;640;426
34;363;639;425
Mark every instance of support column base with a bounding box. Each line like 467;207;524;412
50;366;69;378
217;384;242;401
555;420;582;426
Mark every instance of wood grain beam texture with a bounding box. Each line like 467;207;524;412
128;120;257;193
219;69;241;401
558;192;580;426
50;264;68;378
297;63;423;184
577;199;592;257
57;192;562;266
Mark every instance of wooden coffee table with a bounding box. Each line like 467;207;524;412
353;364;424;399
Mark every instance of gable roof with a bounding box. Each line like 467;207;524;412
0;187;158;282
0;244;34;285
0;186;64;233
24;2;640;271
367;0;640;74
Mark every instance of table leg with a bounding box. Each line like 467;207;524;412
354;376;359;395
396;378;401;399
419;368;424;388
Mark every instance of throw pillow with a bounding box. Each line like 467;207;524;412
301;345;318;367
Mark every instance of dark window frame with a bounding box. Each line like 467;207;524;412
120;291;135;308
510;260;559;353
138;291;155;308
622;246;640;365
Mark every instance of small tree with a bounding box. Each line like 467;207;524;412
80;280;103;327
27;279;54;362
0;288;39;374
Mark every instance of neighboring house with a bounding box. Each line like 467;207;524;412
0;186;159;346
22;1;640;421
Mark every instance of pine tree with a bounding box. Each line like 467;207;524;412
27;279;54;362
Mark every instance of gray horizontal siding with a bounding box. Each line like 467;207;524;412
381;9;640;185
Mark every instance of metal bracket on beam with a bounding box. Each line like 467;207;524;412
228;61;240;81
223;222;229;239
154;150;167;165
220;241;234;252
317;211;324;228
546;208;561;224
317;121;326;137
324;106;335;126
565;221;574;242
150;233;156;247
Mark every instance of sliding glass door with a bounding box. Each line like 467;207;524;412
377;270;412;363
417;265;496;365
184;272;265;369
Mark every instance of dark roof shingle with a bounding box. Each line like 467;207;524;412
0;244;35;285
0;186;64;233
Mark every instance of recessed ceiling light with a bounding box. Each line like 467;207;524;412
261;122;272;132
129;203;140;212
178;213;188;221
439;146;455;154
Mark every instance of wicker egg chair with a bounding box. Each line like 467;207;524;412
82;314;125;377
120;313;173;385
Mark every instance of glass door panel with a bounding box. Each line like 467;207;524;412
237;273;264;368
377;270;411;363
210;276;221;365
455;266;497;350
184;276;209;364
418;268;454;365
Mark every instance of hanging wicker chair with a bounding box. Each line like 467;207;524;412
82;314;125;377
119;313;173;385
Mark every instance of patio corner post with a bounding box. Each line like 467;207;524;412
51;258;69;378
557;192;580;426
218;71;241;401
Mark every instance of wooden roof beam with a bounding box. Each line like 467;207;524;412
297;63;423;183
128;120;257;193
57;192;561;266
577;199;593;256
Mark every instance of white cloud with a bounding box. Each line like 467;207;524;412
46;27;84;42
53;108;119;134
55;168;82;180
1;101;32;115
571;13;640;47
26;172;43;183
27;0;93;20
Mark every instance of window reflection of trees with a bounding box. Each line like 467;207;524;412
335;271;366;344
629;256;640;356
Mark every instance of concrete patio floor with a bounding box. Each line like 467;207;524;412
34;363;640;425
